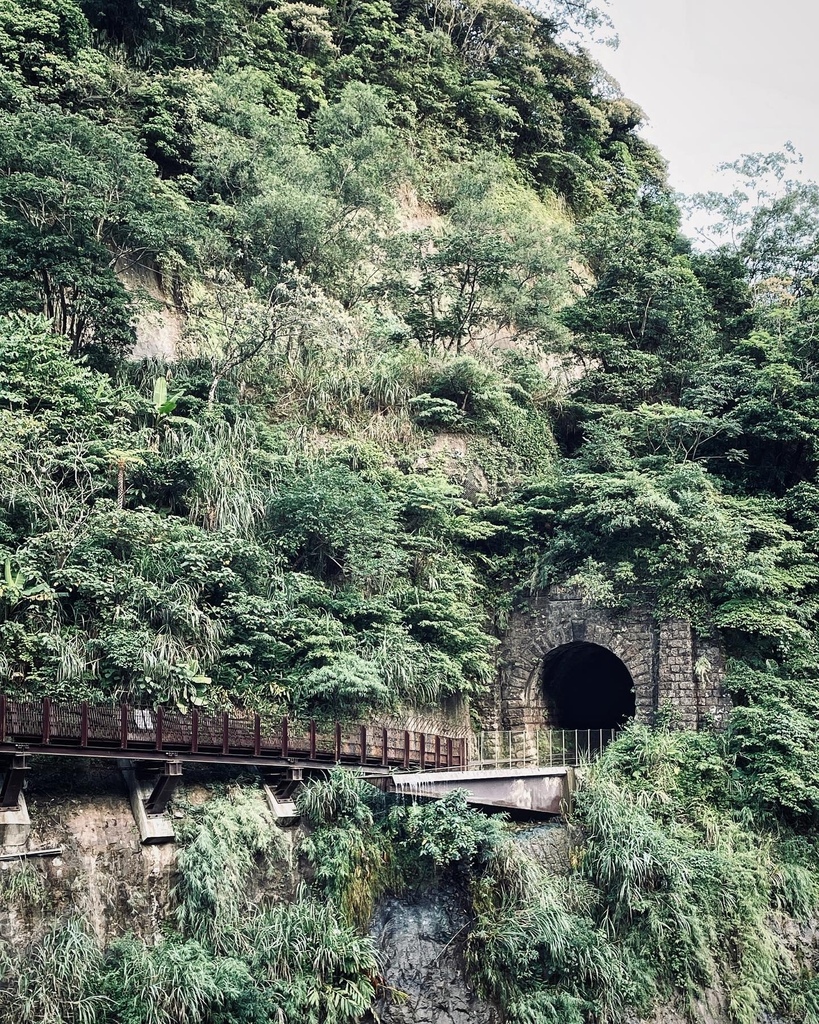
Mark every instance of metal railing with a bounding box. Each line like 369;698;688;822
472;727;618;770
0;695;467;771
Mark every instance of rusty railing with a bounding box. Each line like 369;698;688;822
0;695;466;771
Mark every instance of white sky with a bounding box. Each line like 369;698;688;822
588;0;819;199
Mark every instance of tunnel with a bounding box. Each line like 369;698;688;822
541;641;635;729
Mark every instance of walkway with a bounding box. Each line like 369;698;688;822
0;694;464;786
1;697;619;831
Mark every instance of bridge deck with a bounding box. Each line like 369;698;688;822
390;765;574;816
0;696;466;780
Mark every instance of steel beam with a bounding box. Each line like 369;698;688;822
0;744;396;773
143;760;182;816
0;754;29;809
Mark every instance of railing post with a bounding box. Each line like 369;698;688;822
459;737;466;768
0;694;6;744
254;714;261;757
191;710;199;753
434;735;441;769
80;702;89;747
359;726;367;765
446;738;453;768
42;697;51;744
382;727;389;767
120;705;128;749
419;733;426;770
309;720;317;761
155;707;164;751
403;730;410;769
281;717;288;759
334;722;341;762
222;713;230;755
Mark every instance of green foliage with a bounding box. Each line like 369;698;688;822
245;896;380;1024
3;2;819;1020
0;917;108;1023
466;726;819;1023
173;787;284;950
296;653;391;722
468;843;639;1023
573;726;819;1022
727;664;819;827
0;862;48;910
297;768;394;927
101;934;252;1024
386;158;572;355
0;108;195;359
392;789;505;875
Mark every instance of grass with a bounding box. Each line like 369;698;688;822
172;786;285;951
0;863;47;911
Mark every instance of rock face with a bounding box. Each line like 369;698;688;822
368;887;497;1024
0;757;175;946
0;759;296;946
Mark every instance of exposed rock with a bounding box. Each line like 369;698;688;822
0;758;296;946
462;464;490;504
118;259;183;361
368;887;497;1024
513;822;573;874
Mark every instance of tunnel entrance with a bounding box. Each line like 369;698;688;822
541;642;635;729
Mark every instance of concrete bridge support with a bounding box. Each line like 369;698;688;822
119;759;180;844
390;766;575;816
0;754;31;851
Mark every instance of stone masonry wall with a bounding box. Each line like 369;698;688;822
492;588;731;733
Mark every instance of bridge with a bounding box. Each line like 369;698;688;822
0;696;616;844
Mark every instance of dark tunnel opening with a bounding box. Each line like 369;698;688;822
541;641;636;729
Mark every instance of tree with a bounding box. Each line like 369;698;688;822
0;107;196;357
564;204;713;408
386;157;571;354
691;146;819;297
182;273;298;408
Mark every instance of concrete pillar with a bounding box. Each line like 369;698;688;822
0;794;30;851
0;755;31;851
119;760;177;844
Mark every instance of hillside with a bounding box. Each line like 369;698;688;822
1;0;819;1021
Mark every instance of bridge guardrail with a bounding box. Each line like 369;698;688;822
472;727;618;770
0;695;467;771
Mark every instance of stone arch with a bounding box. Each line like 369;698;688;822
487;588;730;733
541;641;635;729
